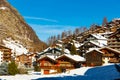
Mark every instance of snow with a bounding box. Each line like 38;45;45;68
99;32;113;35
0;7;7;10
39;54;85;62
39;47;70;55
72;40;81;48
79;34;107;49
90;40;107;47
43;47;52;52
100;47;120;54
64;49;70;54
3;38;28;55
92;34;106;40
74;42;81;48
0;74;71;80
86;34;107;47
57;40;63;43
56;43;62;47
66;67;91;75
112;18;120;21
1;64;120;80
61;54;86;62
40;55;56;60
86;49;103;54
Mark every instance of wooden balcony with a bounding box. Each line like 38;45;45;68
3;58;11;62
108;42;120;45
40;65;74;69
109;58;119;63
103;54;114;57
3;56;11;58
108;45;120;47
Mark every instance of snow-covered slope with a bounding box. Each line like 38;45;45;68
3;38;28;55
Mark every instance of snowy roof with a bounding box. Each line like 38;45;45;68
86;49;103;54
99;32;113;35
56;44;62;47
39;47;70;55
71;40;81;48
79;40;107;48
43;47;52;52
74;42;81;48
91;34;107;40
90;41;107;47
64;49;70;54
57;40;63;43
57;54;86;62
39;55;56;61
112;18;120;21
99;47;120;54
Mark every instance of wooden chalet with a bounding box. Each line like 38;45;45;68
85;47;120;66
38;55;57;75
78;33;107;56
56;54;85;68
108;28;120;51
85;49;103;66
38;47;69;57
78;34;107;46
109;19;120;32
99;47;120;63
0;45;12;63
16;54;31;68
38;54;85;75
79;41;101;56
27;52;37;62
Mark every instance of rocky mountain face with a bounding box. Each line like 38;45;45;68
0;0;47;52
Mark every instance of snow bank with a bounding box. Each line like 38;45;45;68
66;67;91;75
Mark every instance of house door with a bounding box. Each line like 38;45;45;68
44;70;49;74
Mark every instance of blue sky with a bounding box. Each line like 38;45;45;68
8;0;120;42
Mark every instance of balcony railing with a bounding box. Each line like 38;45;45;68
40;65;74;69
103;54;114;57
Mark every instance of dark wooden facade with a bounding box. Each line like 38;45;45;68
38;54;85;74
16;54;31;68
108;28;120;51
56;55;79;69
100;47;120;63
39;47;69;57
0;45;12;63
38;56;57;74
86;50;103;66
79;41;101;56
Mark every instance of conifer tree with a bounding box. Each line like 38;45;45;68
70;42;77;55
8;61;19;75
102;17;108;26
